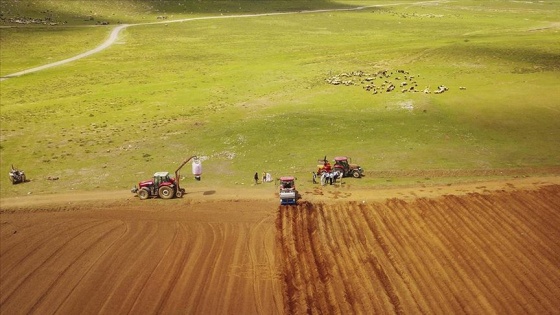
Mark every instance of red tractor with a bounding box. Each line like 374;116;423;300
317;156;364;178
131;156;200;200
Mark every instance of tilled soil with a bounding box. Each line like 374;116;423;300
278;185;560;314
1;177;559;314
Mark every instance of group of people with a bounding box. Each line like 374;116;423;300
313;170;342;186
312;161;342;185
254;172;272;184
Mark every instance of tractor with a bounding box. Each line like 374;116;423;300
9;165;26;184
131;156;200;200
278;176;297;205
317;156;363;178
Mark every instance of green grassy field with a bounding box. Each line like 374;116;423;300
1;0;559;197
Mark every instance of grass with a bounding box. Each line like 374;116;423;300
1;0;559;197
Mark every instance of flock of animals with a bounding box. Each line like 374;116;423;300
325;69;462;95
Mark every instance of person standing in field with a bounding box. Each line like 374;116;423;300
254;172;259;184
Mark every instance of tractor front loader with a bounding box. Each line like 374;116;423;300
131;156;200;200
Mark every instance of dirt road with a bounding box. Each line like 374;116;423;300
1;177;559;314
0;0;447;81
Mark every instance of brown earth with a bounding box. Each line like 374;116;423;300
1;176;559;314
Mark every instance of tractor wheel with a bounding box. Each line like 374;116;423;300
158;186;175;199
175;190;183;198
352;170;361;178
138;188;150;200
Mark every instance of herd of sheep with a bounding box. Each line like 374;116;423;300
325;69;462;95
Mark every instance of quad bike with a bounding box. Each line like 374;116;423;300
9;165;26;184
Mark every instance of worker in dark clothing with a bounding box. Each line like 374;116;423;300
254;172;259;184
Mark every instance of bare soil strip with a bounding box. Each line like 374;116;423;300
0;200;283;314
1;181;559;313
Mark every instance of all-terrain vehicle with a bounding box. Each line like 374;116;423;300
279;176;297;205
131;156;200;200
9;165;26;184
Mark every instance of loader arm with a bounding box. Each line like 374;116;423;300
175;155;197;190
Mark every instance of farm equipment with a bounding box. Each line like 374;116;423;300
131;156;201;200
317;156;363;178
333;156;363;178
9;165;26;184
279;176;297;205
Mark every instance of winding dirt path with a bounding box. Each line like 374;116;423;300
0;1;447;81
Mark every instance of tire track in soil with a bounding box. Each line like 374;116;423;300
0;220;116;311
410;199;496;314
27;222;125;314
0;218;69;260
247;213;281;314
55;219;163;313
153;222;210;313
440;194;526;313
0;219;94;281
277;185;560;314
359;202;428;314
1;201;283;314
467;192;560;312
344;202;399;314
323;204;368;314
97;220;169;314
386;198;465;314
413;197;497;313
180;222;222;313
53;219;129;314
365;202;433;315
424;196;513;313
445;194;542;314
127;222;191;314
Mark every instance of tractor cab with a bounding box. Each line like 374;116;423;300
279;176;295;190
153;172;173;185
279;176;297;205
334;157;350;169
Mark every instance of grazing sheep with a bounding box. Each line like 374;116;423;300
434;85;449;94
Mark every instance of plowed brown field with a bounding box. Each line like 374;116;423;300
1;178;559;314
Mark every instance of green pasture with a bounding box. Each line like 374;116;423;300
1;0;559;197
